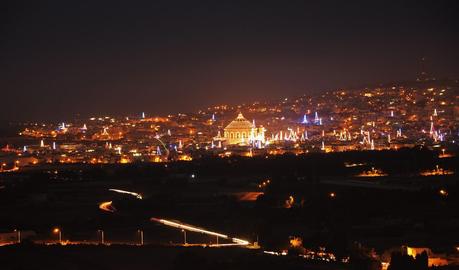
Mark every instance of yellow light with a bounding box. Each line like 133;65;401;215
99;201;116;212
284;195;294;208
178;155;192;161
120;157;130;164
53;228;60;234
290;237;303;248
439;189;448;196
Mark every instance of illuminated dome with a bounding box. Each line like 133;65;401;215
224;113;255;145
225;113;254;130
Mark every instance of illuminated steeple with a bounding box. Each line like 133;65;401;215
429;121;435;135
301;114;308;124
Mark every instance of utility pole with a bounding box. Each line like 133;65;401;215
182;229;187;245
138;230;144;246
98;230;105;244
14;229;21;243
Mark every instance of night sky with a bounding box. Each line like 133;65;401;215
2;0;459;121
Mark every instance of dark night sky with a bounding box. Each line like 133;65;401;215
1;0;459;121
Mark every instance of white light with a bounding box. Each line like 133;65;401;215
109;189;143;199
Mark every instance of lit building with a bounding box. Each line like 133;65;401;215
223;113;265;146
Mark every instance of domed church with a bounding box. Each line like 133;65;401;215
223;113;265;145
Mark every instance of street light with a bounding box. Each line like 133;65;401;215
138;229;144;246
182;229;187;245
14;229;21;243
439;189;448;197
53;228;62;244
98;230;105;245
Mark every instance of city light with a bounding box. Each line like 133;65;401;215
439;189;448;197
0;2;457;270
53;228;62;244
3;82;456;164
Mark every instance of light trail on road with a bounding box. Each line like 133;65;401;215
150;218;250;246
99;201;116;212
109;189;143;199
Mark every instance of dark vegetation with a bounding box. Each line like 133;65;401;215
0;148;458;269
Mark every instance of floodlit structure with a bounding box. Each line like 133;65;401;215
223;113;265;146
